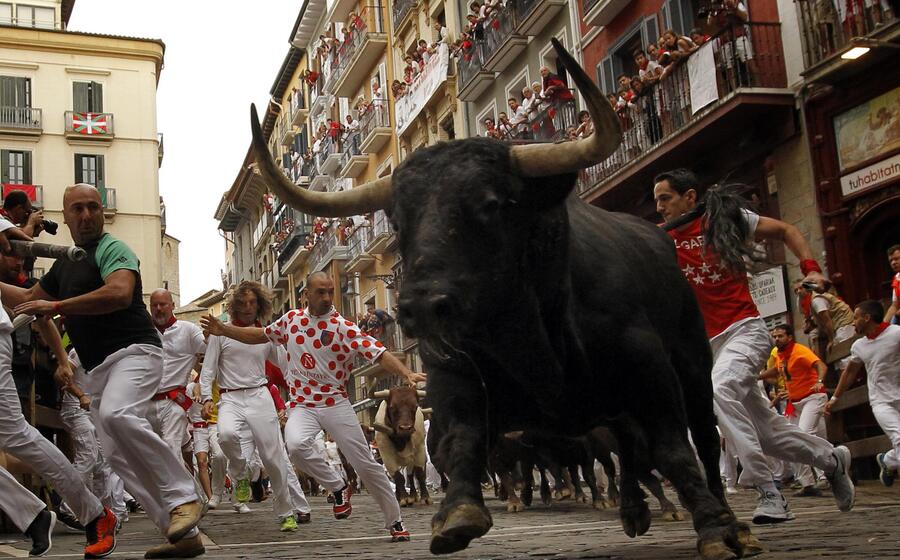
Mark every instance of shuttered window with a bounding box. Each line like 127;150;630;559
73;81;103;112
0;76;31;108
1;149;32;184
74;154;104;188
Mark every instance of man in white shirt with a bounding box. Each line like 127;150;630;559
200;281;299;531
826;300;900;487
148;288;206;464
202;271;426;542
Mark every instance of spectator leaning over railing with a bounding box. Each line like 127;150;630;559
884;245;900;324
507;97;528;136
661;29;698;61
574;110;593;138
634;48;663;84
707;0;755;87
690;27;711;46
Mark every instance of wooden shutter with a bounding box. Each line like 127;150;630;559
89;82;103;112
73;82;89;112
642;16;659;51
1;150;8;184
74;154;84;184
22;151;31;184
0;76;13;106
96;155;105;188
598;56;615;95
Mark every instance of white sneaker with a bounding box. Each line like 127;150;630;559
725;485;739;495
208;496;220;510
233;503;251;514
752;488;795;524
827;445;855;512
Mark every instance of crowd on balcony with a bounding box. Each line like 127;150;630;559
481;66;576;142
390;21;452;100
450;0;506;63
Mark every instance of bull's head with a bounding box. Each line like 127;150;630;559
374;386;422;438
250;39;621;339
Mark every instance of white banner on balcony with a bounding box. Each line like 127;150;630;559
688;42;718;115
395;43;450;136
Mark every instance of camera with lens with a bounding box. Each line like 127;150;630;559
698;1;726;18
41;219;58;235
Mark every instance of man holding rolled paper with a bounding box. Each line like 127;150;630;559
0;184;204;559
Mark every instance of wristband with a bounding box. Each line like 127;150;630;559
829;395;838;403
800;259;822;275
53;301;62;314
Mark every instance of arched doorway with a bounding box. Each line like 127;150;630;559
850;192;900;305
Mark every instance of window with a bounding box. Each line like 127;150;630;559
0;4;11;25
0;76;31;108
74;154;104;188
73;81;103;113
597;18;658;95
16;4;54;29
1;150;31;184
506;68;529;105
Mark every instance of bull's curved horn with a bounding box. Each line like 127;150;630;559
372;390;390;399
249;104;393;217
416;390;426;398
420;408;433;415
509;39;622;178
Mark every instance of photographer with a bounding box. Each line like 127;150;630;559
1;189;56;238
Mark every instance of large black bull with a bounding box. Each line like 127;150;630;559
250;40;761;560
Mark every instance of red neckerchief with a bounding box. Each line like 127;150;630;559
868;323;890;340
232;319;261;327
639;59;649;71
156;315;177;334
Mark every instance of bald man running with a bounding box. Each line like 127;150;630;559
2;184;204;559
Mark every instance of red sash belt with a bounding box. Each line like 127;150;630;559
151;387;193;412
193;422;208;429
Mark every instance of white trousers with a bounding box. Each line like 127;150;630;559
0;466;46;532
710;318;836;486
0;335;103;526
719;436;738;487
86;344;197;531
788;392;828;487
194;424;227;500
284;400;401;529
59;404;126;518
872;401;900;470
239;422;311;514
217;386;292;518
147;398;190;457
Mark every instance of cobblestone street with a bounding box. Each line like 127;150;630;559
2;482;898;559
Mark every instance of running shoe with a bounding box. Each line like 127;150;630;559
25;509;56;557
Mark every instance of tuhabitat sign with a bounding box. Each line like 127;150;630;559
840;152;900;197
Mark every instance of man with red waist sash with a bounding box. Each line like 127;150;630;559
148;289;206;465
760;324;828;498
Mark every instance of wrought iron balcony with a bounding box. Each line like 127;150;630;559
0;184;43;207
365;209;395;254
333;5;388;98
64;111;114;139
339;132;368;178
392;0;417;33
345;224;374;273
0;106;42;135
359;99;391;153
795;0;897;73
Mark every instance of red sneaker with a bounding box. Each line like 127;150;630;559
84;507;118;559
332;485;352;519
390;520;410;542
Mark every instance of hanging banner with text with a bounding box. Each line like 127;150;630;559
840;151;900;197
749;266;788;320
395;43;450;136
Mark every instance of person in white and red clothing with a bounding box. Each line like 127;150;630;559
653;168;855;525
826;300;900;487
883;245;900;324
148;288;206;465
201;271;426;542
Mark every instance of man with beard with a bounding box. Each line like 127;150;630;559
3;184;203;558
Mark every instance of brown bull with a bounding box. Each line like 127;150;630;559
373;386;430;506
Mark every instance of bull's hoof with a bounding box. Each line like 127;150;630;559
697;520;765;560
506;501;525;513
422;496;432;506
661;509;685;522
608;495;619;507
540;490;552;506
593;499;611;510
430;504;493;555
620;502;652;538
574;493;588;504
522;488;534;507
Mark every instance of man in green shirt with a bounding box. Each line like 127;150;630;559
2;184;204;559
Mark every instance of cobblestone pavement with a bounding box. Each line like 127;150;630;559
1;482;898;559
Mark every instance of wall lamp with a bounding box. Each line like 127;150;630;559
841;37;900;60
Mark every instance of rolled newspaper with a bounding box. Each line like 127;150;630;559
8;240;87;262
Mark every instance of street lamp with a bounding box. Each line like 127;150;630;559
840;37;900;60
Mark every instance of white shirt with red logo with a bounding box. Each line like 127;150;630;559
265;306;386;409
668;211;761;340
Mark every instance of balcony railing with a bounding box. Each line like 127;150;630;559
275;205;314;267
1;184;43;208
101;187;116;211
494;95;579;143
157;132;164;166
308;224;347;272
332;5;387;98
392;0;416;31
458;41;490;93
795;0;897;69
359;99;391;152
64;111;114;137
347;224;372;262
576;22;787;196
0;106;41;130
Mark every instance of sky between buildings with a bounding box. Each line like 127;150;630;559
68;0;305;302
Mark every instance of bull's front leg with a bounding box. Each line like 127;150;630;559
427;366;493;555
414;466;431;505
393;470;411;506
